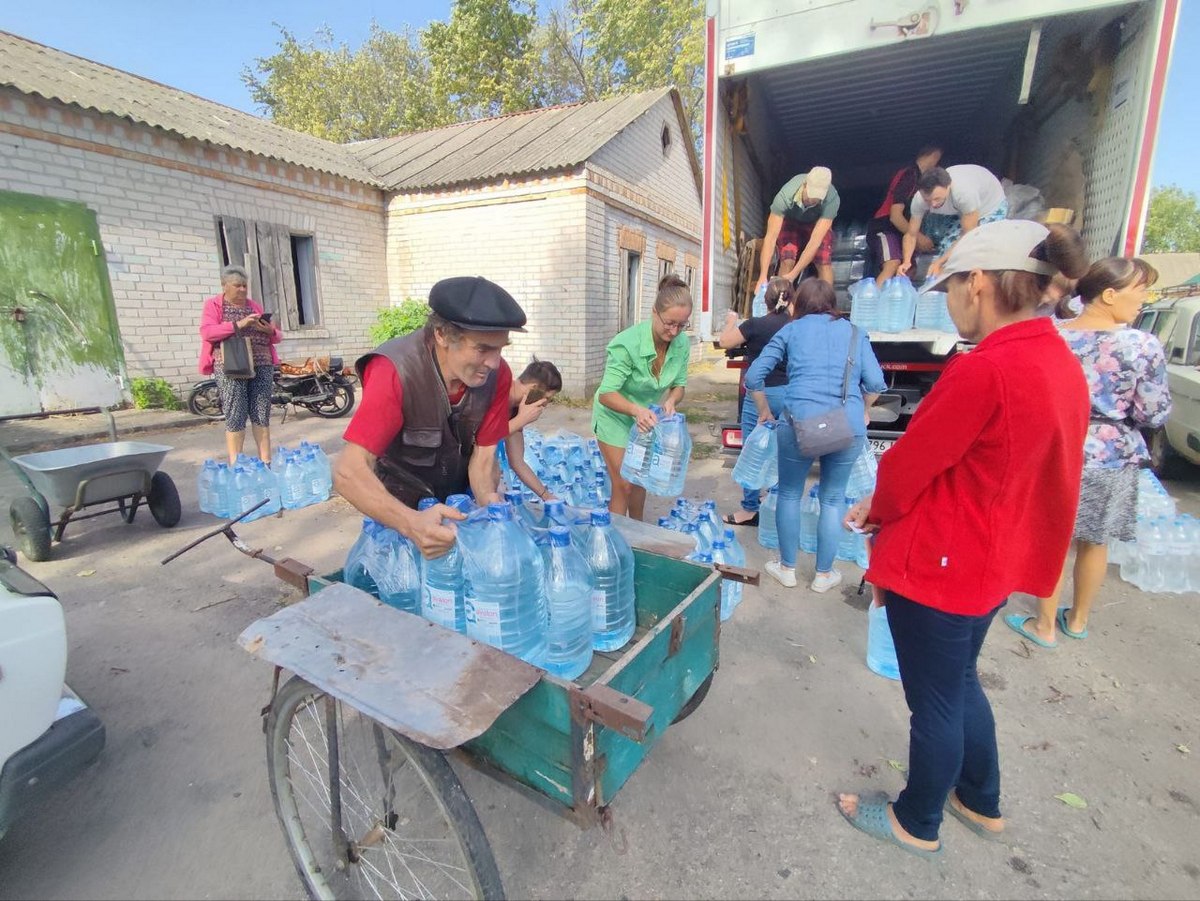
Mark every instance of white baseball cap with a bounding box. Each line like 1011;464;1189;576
922;219;1059;293
797;166;832;202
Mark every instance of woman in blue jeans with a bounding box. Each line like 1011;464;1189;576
717;277;795;525
745;279;885;592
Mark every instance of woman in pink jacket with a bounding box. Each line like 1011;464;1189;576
198;265;282;463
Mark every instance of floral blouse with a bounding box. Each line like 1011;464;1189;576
1059;326;1171;469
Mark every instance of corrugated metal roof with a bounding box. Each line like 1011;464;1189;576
0;30;379;184
349;88;676;191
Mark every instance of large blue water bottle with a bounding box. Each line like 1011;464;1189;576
581;510;636;652
281;454;306;509
697;500;722;548
374;525;423;614
866;602;900;680
231;465;257;517
849;279;879;331
197;460;218;514
758;487;779;549
682;521;705;560
798;487;821;554
344;519;381;597
418;497;467;633
710;539;742;621
620;404;661;488
647;413;692;496
732;421;779;490
212;463;232;518
723;528;747;568
846;446;878;500
751;283;768;317
542;526;595;680
460;503;548;667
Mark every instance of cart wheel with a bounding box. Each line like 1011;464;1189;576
672;672;714;725
147;473;182;528
10;497;52;562
266;676;505;901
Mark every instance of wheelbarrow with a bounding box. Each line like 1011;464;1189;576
4;440;180;562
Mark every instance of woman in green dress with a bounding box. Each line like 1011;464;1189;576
593;275;693;520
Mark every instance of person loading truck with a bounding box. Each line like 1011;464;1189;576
756;166;839;288
899;164;1008;278
866;144;943;286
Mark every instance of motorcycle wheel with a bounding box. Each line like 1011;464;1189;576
309;383;356;418
187;382;224;420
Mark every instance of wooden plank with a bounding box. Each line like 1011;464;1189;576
220;216;248;267
253;221;281;319
272;222;300;331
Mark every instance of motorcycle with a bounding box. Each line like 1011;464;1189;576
187;356;357;422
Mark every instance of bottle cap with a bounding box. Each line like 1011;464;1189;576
549;526;571;546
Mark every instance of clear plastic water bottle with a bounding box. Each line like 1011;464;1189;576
271;445;288;471
866;601;900;680
879;277;905;333
344;519;381;597
849;278;879;331
374;525;423;615
647;413;692;497
244;459;279;521
231;465;256;517
418;498;467;633
1142;518;1169;593
682;521;705;560
1187;516;1200;593
506;490;540;531
281;453;306;510
541;526;595;680
799;487;820;554
722;528;747;569
197;460;218;514
1121;515;1149;588
211;463;232;518
846;447;878;500
732;421;779;490
1165;517;1192;593
304;449;331;504
459;503;548;667
710;539;742;621
758;487;779;549
697;501;722;549
620;405;660;488
580;510;636;652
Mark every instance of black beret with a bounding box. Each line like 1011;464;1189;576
428;276;527;332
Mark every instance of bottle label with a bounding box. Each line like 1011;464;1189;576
470;597;502;644
591;589;609;631
625;444;647;471
425;587;456;625
648;452;672;484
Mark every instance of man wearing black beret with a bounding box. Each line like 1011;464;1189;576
334;276;527;558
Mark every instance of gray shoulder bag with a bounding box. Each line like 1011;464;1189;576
786;324;859;457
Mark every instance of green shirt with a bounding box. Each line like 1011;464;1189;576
770;174;841;223
592;320;690;447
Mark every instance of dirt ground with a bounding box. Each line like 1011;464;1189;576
1;359;1198;900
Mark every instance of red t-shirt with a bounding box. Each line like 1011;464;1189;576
343;356;513;457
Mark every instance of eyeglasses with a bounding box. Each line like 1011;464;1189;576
655;309;691;332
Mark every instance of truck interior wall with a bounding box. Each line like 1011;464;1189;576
720;3;1148;264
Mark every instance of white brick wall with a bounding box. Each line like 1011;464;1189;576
0;88;388;392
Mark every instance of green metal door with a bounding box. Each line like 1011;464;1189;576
0;190;126;416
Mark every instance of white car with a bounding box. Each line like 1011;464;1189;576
1135;295;1200;476
0;547;105;840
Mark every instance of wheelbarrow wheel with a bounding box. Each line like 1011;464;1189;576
672;672;714;725
147;472;182;527
10;496;52;562
266;676;505;901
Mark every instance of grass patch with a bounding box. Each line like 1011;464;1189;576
684;408;725;424
554;395;592;409
691;441;721;460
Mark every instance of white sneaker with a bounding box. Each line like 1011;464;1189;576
764;560;798;588
811;570;843;593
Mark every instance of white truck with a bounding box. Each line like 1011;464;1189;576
1136;293;1200;475
701;0;1180;454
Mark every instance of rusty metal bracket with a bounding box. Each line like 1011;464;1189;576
715;563;760;586
569;683;652;743
668;615;686;657
274;558;314;594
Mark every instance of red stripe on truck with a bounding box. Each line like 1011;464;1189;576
1125;0;1180;256
701;16;716;314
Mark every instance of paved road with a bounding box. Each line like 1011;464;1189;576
2;373;1199;900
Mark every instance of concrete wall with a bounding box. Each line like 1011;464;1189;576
0;88;388;394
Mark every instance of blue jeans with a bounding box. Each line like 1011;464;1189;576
886;591;1004;842
739;387;788;512
775;425;861;570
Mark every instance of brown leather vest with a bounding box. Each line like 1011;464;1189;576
355;329;497;506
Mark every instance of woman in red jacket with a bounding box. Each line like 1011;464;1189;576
838;220;1091;857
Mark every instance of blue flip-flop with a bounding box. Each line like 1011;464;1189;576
1003;613;1057;649
944;792;1005;842
838;796;942;859
1057;608;1088;640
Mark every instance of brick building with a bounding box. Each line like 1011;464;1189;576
0;32;701;414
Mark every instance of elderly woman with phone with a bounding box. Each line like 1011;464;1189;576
198;264;282;464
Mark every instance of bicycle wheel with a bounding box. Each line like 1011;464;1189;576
266;676;505;901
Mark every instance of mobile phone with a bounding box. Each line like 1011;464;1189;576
259;312;273;323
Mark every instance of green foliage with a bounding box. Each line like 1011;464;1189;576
129;377;180;410
369;300;430;345
1143;185;1200;254
243;0;705;147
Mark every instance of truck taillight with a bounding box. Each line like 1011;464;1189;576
722;426;743;449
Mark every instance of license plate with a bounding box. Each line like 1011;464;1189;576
869;438;894;456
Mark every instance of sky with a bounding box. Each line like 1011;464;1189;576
1;0;1197;194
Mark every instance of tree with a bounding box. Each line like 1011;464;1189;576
242;24;447;142
1142;185;1200;253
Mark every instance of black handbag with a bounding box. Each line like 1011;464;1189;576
220;332;256;380
786;324;859;457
